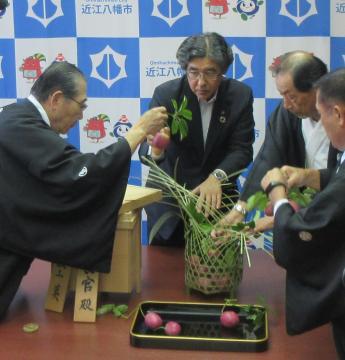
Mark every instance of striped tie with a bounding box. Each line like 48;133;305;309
336;151;343;173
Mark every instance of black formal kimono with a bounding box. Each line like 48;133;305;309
139;75;255;245
241;102;338;201
273;165;345;336
0;99;132;317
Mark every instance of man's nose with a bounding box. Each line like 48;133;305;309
196;75;207;85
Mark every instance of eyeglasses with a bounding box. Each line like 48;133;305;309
65;95;88;111
186;69;221;81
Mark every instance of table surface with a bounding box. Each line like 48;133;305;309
0;247;337;360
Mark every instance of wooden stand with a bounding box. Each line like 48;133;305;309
44;185;161;322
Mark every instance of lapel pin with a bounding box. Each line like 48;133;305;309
299;231;312;242
219;111;226;124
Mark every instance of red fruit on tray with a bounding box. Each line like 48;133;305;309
152;131;170;150
220;310;240;328
288;199;300;212
164;321;182;336
144;311;163;330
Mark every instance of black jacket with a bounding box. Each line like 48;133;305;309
241;102;338;201
139;76;255;242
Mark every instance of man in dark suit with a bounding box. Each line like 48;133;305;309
213;51;338;235
260;67;345;358
139;32;255;246
0;61;167;319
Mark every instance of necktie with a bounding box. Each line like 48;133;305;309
336;151;343;173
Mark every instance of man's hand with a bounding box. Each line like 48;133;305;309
281;165;320;190
254;216;274;232
261;167;286;191
125;106;168;153
210;200;247;238
192;175;222;218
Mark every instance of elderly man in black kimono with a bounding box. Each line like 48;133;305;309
261;68;345;359
0;62;168;318
215;51;338;234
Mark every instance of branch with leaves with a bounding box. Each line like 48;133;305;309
169;95;192;141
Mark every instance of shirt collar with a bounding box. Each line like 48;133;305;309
27;94;51;127
198;90;218;105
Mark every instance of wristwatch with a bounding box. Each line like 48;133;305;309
233;203;247;216
264;181;287;196
211;169;227;183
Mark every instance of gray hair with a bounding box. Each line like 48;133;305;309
314;68;345;105
269;51;327;92
30;61;85;102
176;32;234;73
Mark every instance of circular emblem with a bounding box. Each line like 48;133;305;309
78;166;88;177
299;231;312;242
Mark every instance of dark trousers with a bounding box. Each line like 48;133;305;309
332;316;345;359
0;248;33;319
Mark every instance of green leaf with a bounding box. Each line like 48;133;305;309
251;210;261;222
96;303;115;316
185;200;208;224
178;118;189;140
171;99;178;112
246;220;256;229
231;222;246;231
113;304;128;317
149;211;177;244
169;96;192;141
199;223;213;235
181;108;192;120
246;191;268;212
179;95;188;112
171;117;179;135
22;323;39;333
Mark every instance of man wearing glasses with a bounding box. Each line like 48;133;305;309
0;61;168;318
139;32;255;246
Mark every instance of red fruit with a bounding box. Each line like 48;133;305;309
164;321;182;336
207;248;220;257
189;254;201;268
288;199;300;212
220;310;240;328
152;132;170;149
144;311;163;330
264;203;273;216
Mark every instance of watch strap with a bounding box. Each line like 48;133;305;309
264;181;287;196
233;203;247;216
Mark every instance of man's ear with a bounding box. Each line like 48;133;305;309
49;90;64;109
334;104;345;128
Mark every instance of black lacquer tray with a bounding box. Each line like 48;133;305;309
130;301;268;352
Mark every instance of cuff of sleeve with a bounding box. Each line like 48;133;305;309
273;199;289;216
148;145;165;161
